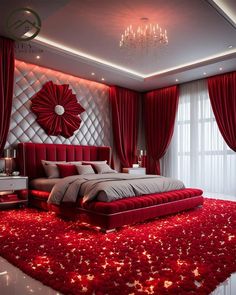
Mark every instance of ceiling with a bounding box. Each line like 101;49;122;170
1;0;236;91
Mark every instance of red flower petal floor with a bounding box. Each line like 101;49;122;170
0;199;235;295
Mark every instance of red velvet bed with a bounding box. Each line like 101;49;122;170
17;142;204;231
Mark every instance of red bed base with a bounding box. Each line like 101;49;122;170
17;143;204;231
29;188;203;230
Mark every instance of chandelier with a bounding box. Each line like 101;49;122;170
119;18;168;51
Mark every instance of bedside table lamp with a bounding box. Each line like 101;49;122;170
137;150;147;167
4;149;16;176
137;150;143;167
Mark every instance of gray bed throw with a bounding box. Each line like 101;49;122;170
47;173;185;205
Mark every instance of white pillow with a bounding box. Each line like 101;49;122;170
76;165;95;175
41;160;65;178
82;161;107;165
68;161;82;165
92;163;117;174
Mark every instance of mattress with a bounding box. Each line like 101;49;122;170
30;178;60;192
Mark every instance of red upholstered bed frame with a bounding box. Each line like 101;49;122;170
17;142;111;178
17;142;204;231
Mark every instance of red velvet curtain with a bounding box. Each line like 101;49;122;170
144;85;179;174
0;37;15;156
110;86;139;168
208;72;236;152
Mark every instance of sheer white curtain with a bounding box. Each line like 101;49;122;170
162;79;236;196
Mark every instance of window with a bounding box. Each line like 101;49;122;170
162;79;236;196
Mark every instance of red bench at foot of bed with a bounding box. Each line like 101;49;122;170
29;188;203;230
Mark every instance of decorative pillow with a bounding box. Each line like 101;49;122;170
57;164;77;178
76;165;95;175
92;163;117;174
41;160;66;178
68;161;82;165
82;161;107;165
42;160;66;166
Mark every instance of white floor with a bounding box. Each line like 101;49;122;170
0;257;61;295
0;193;235;295
204;192;236;202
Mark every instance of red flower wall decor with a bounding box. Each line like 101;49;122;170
31;81;85;138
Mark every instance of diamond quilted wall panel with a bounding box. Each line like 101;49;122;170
5;60;112;148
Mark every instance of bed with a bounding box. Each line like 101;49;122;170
17;142;204;231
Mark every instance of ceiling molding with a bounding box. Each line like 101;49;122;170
33;35;236;82
206;0;236;28
145;49;236;79
33;36;144;81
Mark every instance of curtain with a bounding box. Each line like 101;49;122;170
109;86;139;169
162;79;236;196
0;37;15;156
207;72;236;152
143;85;179;174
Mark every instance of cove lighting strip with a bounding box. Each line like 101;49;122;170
210;0;236;26
34;35;236;80
147;49;236;77
34;36;143;78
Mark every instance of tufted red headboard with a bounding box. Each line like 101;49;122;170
17;142;111;179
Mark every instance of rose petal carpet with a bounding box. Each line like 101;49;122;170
0;198;235;295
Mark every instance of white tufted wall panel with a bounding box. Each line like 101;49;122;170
5;60;112;148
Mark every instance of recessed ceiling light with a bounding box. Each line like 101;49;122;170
175;79;179;82
228;45;233;49
219;67;223;71
203;72;207;75
36;55;40;59
101;78;105;81
91;72;95;76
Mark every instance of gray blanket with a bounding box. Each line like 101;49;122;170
47;173;185;205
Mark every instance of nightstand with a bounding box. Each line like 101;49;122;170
0;176;28;209
122;167;146;175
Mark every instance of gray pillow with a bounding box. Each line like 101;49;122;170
41;160;66;178
68;161;82;165
92;163;117;174
82;160;107;165
76;165;95;175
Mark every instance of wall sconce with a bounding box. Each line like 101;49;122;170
4;149;16;176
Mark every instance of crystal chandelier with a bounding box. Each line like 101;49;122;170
119;18;168;51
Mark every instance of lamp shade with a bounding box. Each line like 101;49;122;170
4;149;16;159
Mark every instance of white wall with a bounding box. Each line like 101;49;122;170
5;60;112;149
